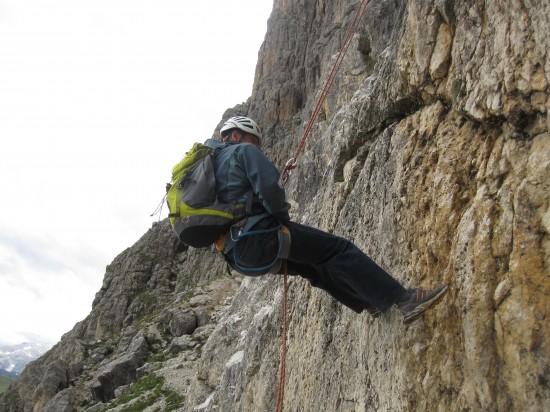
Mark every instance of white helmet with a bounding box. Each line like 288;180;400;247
220;116;262;141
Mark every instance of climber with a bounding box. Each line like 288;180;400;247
208;116;448;324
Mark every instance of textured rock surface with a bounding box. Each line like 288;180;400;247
1;0;548;411
193;0;550;411
0;222;240;411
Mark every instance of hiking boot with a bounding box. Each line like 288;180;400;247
397;285;448;324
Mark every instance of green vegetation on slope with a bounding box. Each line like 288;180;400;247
98;373;184;412
0;375;15;394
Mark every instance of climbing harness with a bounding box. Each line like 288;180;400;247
229;221;291;276
275;0;372;410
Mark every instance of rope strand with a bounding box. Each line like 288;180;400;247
275;265;288;412
281;0;371;184
275;2;372;410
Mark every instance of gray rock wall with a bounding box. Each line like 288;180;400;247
188;0;550;411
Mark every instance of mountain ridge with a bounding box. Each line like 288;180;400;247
0;342;52;378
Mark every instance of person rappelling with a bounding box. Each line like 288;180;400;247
162;0;447;327
166;116;448;324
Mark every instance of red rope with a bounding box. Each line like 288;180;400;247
275;2;371;410
281;0;371;184
275;264;288;412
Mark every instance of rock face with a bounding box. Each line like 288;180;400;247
0;222;240;411
1;0;549;411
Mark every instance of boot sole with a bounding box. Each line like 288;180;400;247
403;285;448;325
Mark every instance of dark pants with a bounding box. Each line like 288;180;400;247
284;221;405;313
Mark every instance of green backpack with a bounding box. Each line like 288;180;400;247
166;142;246;248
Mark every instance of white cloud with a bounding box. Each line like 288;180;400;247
0;229;102;345
0;0;273;344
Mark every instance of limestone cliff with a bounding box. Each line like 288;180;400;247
1;0;548;411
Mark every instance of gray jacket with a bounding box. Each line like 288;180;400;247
204;138;290;222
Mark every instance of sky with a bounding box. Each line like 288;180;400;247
0;0;273;346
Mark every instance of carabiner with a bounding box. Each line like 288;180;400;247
281;157;297;184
